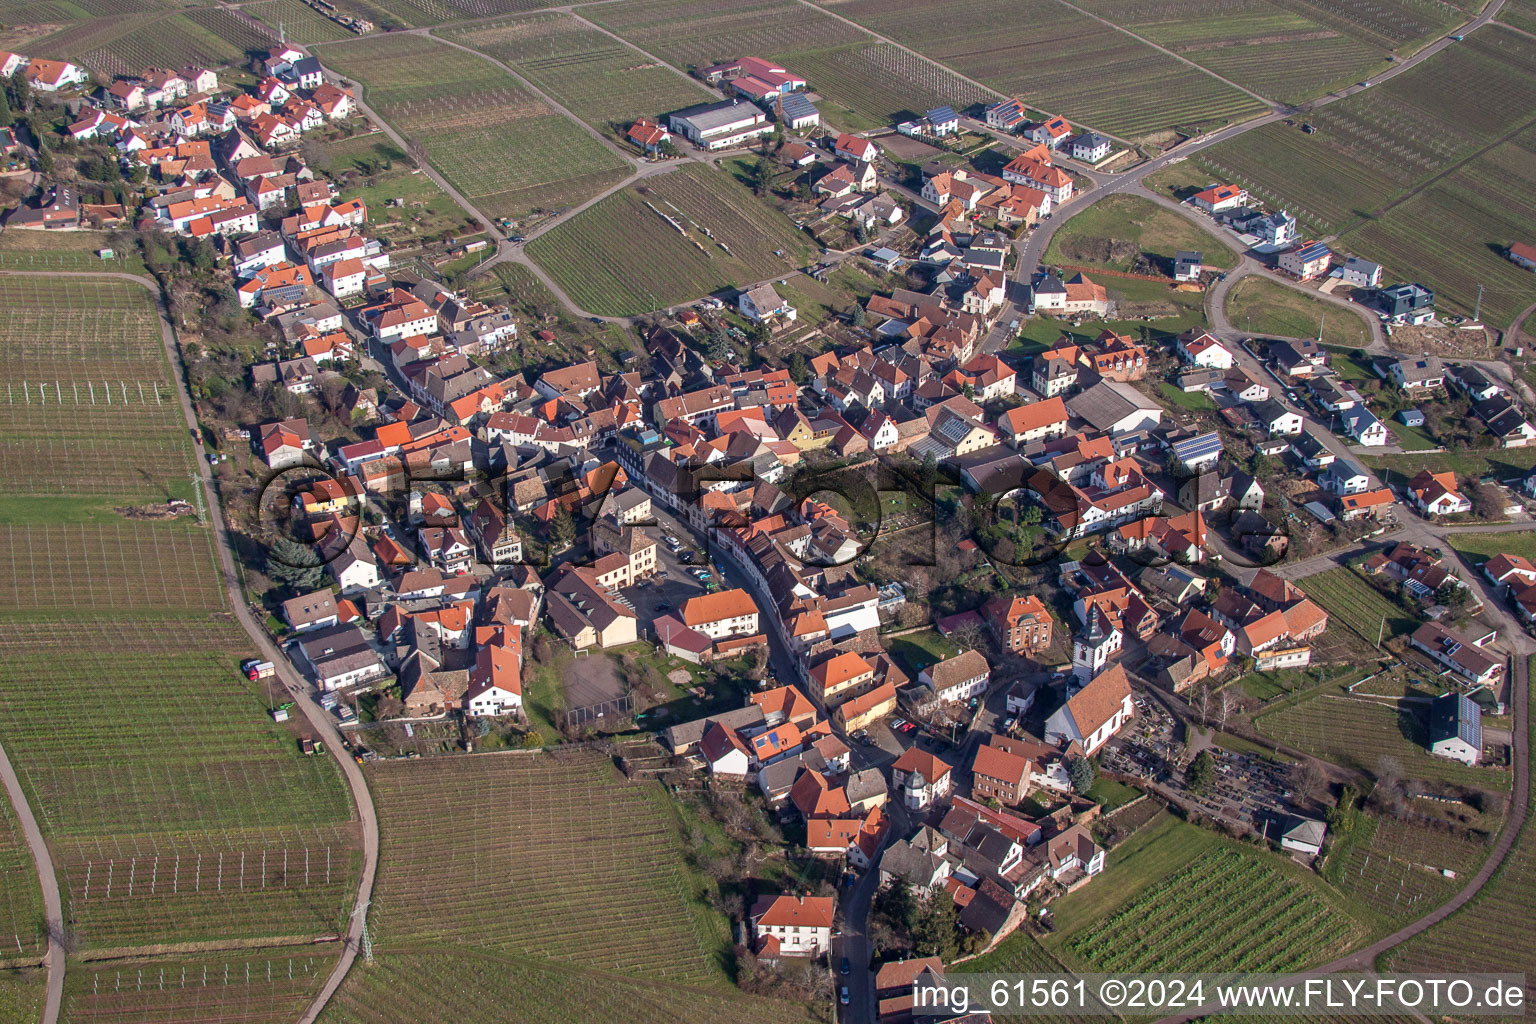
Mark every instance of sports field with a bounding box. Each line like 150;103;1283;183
527;163;812;315
815;0;1267;137
0;274;361;964
440;13;717;140
316;33;632;221
319;752;818;1022
585;0;992;130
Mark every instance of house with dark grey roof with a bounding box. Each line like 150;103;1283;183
1427;692;1482;765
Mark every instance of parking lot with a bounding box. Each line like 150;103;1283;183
619;526;719;627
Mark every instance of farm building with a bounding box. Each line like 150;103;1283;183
775;92;819;131
668;100;773;151
1507;242;1536;271
1426;692;1482;765
1280;816;1326;856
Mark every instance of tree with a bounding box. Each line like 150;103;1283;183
267;537;325;591
549;504;576;550
1438;581;1470;609
1068;756;1095;794
8;69;31;114
751;320;772;347
747;155;773;197
850;303;867;327
788;352;808;384
0;87;10;129
1185;749;1216;792
854;220;870;244
34;144;52;174
920;451;938;492
911;887;960;961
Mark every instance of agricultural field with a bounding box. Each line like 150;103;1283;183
1256;696;1511;788
813;0;1267;138
59;949;340;1024
1301;567;1418;645
318;949;819;1024
1337;122;1536;331
0;970;42;1024
315;33;632;222
1063;846;1364;971
585;0;992;130
1044;194;1239;274
361;753;724;979
1330;812;1490;923
1503;0;1536;34
28;9;272;79
0;229;147;277
0;792;43;962
526;163;812;315
1380;720;1536;996
1194;26;1536;324
1224;276;1374;348
963;930;1092;1024
0;275;361;960
440;13;717;140
244;0;362;43
1069;0;1388;103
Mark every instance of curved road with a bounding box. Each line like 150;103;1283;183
0;739;63;1024
0;270;382;1024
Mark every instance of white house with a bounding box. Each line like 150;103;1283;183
1045;664;1133;756
1070;132;1111;163
1280;817;1326;856
1427;692;1482;765
917;650;989;703
890;747;954;812
464;644;522;718
1177;332;1233;370
1253;399;1303;436
1339;256;1382;288
1341;406;1388;447
680;589;759;639
751;895;834;957
738;283;796;323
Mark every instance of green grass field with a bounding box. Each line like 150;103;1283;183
320;752;818;1022
440;13;717;141
585;0;992;130
527;163;812;315
1224;276;1374;349
0;277;361;960
807;0;1267;138
0;230;147;277
316;33;632;221
1045;194;1239;273
1449;531;1536;563
1196;27;1536;326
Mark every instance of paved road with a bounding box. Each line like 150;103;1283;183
0;738;63;1024
0;270;383;1024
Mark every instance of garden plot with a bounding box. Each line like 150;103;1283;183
61;948;341;1024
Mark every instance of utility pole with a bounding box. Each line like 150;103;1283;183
1377;612;1385;650
189;473;206;523
1317;314;1324;343
1474;284;1483;322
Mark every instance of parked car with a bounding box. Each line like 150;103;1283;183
840;957;850;975
891;718;907;730
840;987;850;1006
